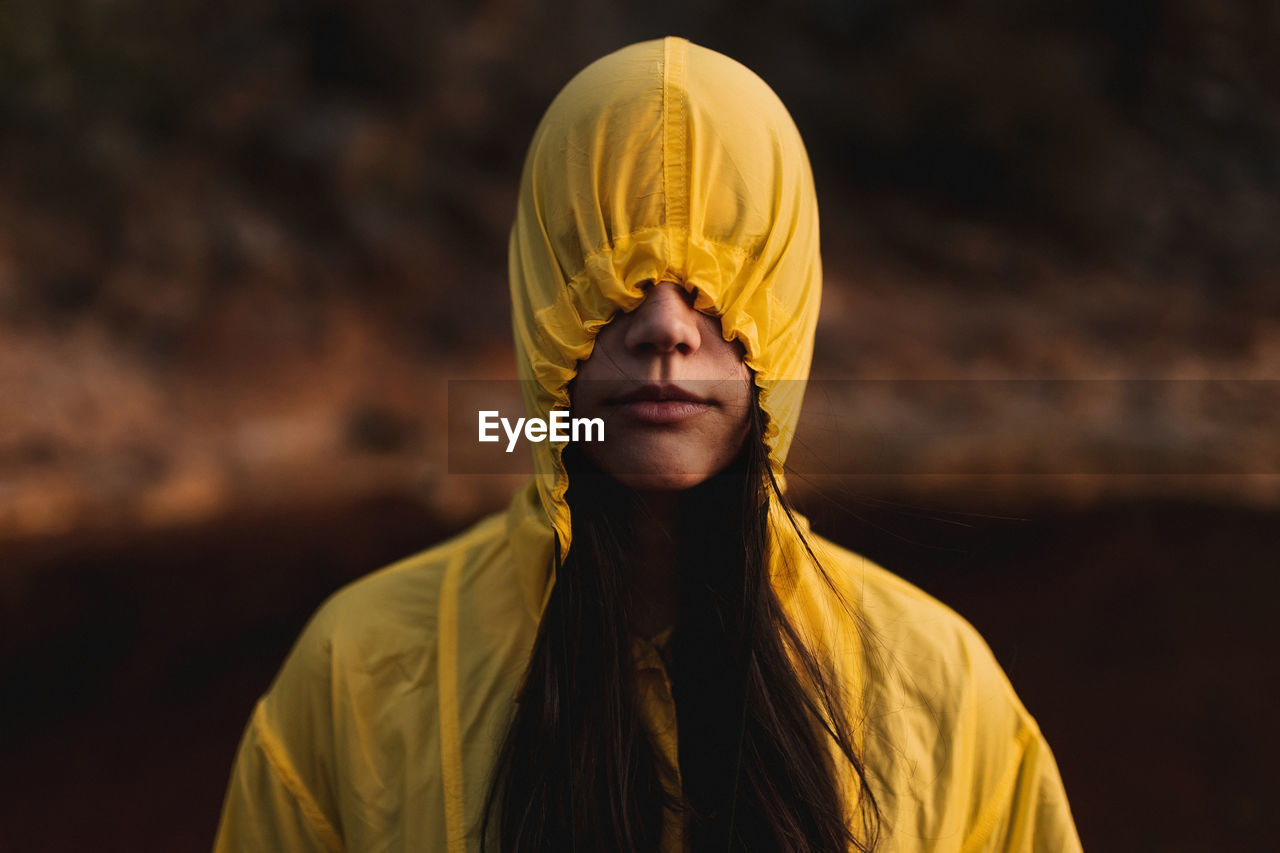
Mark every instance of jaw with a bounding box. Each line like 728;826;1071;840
583;432;742;492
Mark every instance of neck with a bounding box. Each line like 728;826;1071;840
625;489;683;638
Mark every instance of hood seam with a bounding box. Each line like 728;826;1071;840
662;36;689;273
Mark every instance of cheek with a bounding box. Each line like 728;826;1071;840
700;331;752;427
575;322;627;383
727;387;754;442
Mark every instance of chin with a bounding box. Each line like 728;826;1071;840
584;445;720;492
611;470;712;492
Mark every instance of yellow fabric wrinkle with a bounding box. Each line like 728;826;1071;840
251;702;346;853
960;727;1039;853
438;552;466;853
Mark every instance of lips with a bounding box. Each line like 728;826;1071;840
606;384;714;425
609;384;709;405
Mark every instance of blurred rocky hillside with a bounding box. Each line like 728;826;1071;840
1;0;1278;546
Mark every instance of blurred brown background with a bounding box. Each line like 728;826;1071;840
1;1;1278;850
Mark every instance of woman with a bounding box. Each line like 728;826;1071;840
214;38;1081;852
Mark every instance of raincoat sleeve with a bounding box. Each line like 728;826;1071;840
970;724;1080;853
213;607;346;853
959;623;1081;853
845;550;1082;852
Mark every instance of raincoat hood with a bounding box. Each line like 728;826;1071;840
506;37;822;616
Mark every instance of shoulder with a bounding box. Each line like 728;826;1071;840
791;533;1033;776
258;508;513;746
246;512;514;814
216;512;515;851
301;510;510;660
807;532;1017;709
805;534;1081;851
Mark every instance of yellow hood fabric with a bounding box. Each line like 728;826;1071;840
214;38;1082;853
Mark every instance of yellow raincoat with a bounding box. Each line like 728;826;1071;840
214;38;1082;852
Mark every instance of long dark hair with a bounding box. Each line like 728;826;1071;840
481;392;881;852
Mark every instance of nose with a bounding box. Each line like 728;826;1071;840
622;281;702;356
